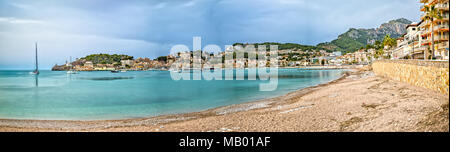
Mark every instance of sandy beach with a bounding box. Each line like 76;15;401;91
0;67;448;132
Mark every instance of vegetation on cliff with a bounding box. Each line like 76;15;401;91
233;18;411;55
81;54;134;64
317;18;411;54
52;54;137;71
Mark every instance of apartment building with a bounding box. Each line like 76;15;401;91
420;0;449;60
394;23;425;59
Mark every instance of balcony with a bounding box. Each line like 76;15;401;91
421;39;431;46
422;13;449;22
415;46;428;51
434;35;449;41
438;13;450;21
438;42;450;50
435;3;449;10
434;24;450;30
435;50;441;56
411;46;427;56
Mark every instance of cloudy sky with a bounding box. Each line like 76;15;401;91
0;0;421;69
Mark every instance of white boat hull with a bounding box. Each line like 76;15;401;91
67;71;78;74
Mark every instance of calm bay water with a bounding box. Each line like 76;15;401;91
0;69;345;120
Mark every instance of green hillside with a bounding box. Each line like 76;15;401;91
317;18;412;54
233;42;326;52
81;54;134;64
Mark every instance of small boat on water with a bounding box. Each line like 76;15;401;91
168;68;182;73
66;56;78;74
111;70;119;73
120;70;127;73
67;70;78;74
30;42;39;75
30;70;39;75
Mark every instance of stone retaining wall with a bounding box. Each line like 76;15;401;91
372;60;449;95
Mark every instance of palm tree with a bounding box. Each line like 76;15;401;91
423;5;443;60
382;34;397;48
374;40;381;49
382;34;397;59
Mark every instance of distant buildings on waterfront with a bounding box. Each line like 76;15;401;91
53;0;449;71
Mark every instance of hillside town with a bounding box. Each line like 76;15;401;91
52;0;449;71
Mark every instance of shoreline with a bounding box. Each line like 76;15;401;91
0;66;448;132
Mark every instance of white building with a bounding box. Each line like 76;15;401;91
332;51;342;57
393;22;427;59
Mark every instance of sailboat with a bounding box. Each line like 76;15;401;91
30;42;39;75
67;56;78;74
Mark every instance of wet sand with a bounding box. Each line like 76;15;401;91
0;67;448;132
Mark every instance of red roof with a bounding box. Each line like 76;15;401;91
406;23;419;29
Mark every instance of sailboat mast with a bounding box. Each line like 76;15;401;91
70;56;72;70
35;42;38;71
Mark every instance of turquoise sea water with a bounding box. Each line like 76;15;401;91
0;69;345;120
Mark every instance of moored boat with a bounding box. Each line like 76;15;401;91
66;56;78;74
30;42;39;75
67;70;78;74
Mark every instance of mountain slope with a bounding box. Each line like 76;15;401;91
317;18;412;54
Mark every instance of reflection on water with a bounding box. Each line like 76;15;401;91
78;77;134;81
0;69;345;120
34;74;39;87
